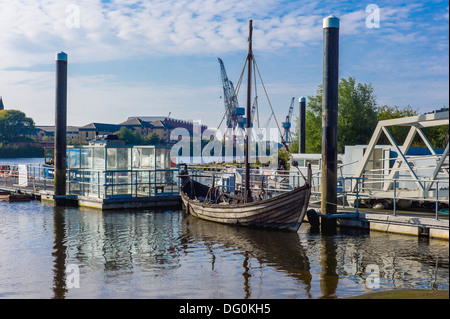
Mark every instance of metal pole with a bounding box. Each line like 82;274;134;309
393;180;397;216
321;16;339;218
435;181;439;220
54;52;68;202
244;19;253;202
299;97;306;154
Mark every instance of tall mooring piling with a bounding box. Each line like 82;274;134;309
54;51;68;204
320;15;339;232
298;97;306;154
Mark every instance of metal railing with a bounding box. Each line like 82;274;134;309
187;166;307;200
67;168;180;199
2;161;448;220
0;163;54;191
322;176;449;220
1;163;180;199
187;165;448;220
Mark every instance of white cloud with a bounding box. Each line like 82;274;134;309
0;0;325;68
1;1;439;69
0;0;447;127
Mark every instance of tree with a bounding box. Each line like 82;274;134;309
337;77;378;152
145;132;161;145
292;77;378;154
114;127;144;145
0;109;35;143
376;105;418;145
421;124;449;149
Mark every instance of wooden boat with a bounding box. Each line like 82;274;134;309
180;20;312;232
180;166;311;231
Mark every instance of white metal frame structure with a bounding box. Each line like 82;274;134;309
351;110;449;201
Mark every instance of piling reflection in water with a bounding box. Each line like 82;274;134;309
52;206;68;299
0;203;448;298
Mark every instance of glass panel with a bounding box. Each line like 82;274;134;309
156;148;166;169
80;149;92;169
307;159;320;167
296;159;305;167
112;171;131;196
116;148;129;170
107;148;117;170
132;148;140;169
68;149;80;169
45;148;54;165
165;148;171;168
93;148;105;170
140;147;155;169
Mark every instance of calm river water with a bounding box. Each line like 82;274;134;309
0;200;448;299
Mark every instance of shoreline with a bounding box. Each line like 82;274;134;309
347;289;449;299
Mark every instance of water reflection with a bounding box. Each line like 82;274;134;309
58;208;448;298
52;206;67;299
320;235;338;298
180;216;313;298
0;202;447;299
65;209;184;273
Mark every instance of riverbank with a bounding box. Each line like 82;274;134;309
347;289;449;299
0;144;44;158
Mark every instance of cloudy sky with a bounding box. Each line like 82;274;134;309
0;0;448;129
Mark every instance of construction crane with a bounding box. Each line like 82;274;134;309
282;97;295;146
218;58;245;133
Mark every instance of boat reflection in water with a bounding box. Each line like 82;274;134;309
180;215;313;298
1;202;446;299
51;207;315;298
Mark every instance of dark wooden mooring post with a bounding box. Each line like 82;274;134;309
299;97;306;154
54;52;68;204
321;16;339;231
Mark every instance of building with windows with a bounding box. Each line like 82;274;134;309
78;123;123;142
30;116;208;144
33;126;80;142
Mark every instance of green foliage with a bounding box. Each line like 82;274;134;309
337;77;378;152
418;124;449;149
290;77;449;154
0;144;44;158
289;141;299;153
145;132;161;145
114;127;162;145
115;127;144;145
304;89;323;154
277;150;290;170
0;109;35;143
291;77;379;154
376;105;418;145
377;104;417;121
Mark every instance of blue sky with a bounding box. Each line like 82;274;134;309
0;0;448;129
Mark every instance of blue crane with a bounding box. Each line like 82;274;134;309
218;58;245;131
282;97;295;146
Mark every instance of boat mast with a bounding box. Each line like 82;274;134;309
244;19;253;201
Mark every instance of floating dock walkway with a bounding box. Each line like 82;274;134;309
305;203;448;240
1;175;447;239
0;176;181;209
